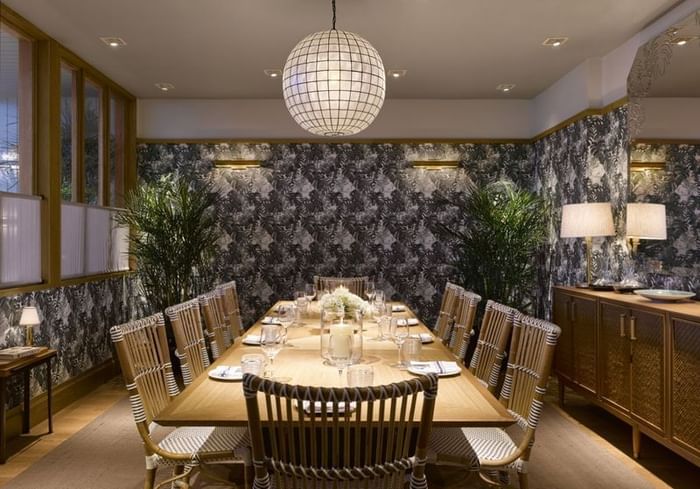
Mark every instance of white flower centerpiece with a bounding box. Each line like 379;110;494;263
319;286;371;317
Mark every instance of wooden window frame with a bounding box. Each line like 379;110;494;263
0;4;137;297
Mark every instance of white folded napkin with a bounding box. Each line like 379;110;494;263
208;365;243;380
242;334;261;345
409;361;460;375
418;333;434;343
302;400;357;415
261;317;282;325
397;318;419;326
391;305;406;312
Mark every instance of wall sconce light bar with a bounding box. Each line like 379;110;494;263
629;160;666;171
214;160;261;170
411;160;460;170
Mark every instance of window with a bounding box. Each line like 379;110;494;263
109;95;126;207
0;23;33;194
0;21;40;287
60;65;77;202
83;80;101;205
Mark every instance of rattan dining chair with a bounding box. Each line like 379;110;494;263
217;280;244;343
110;313;250;489
165;298;210;385
434;282;462;343
314;275;369;297
199;290;229;360
430;314;561;488
469;300;518;394
243;373;439;489
447;290;482;360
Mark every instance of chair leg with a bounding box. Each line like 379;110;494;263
517;472;529;489
144;468;157;489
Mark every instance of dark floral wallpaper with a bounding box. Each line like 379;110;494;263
137;142;534;328
630;143;700;296
533;106;630;316
0;276;142;408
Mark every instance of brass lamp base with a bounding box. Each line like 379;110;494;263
25;325;34;346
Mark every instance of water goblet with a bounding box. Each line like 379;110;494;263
372;302;389;341
260;324;284;379
277;304;295;344
305;283;316;302
374;290;385;305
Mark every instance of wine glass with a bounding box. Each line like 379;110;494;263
277;304;295;344
389;318;410;369
372;302;389;341
328;333;353;379
374;290;385;306
365;280;376;302
260;324;284;379
304;284;316;302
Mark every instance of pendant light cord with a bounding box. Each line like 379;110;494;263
332;0;337;30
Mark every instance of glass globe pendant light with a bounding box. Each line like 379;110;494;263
282;0;386;137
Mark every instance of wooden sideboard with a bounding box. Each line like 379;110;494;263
553;286;700;466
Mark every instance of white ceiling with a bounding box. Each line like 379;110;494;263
647;11;700;96
3;0;682;99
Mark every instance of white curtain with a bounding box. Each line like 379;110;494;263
61;203;86;278
61;203;129;278
0;193;41;286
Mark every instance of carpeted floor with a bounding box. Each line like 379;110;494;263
1;393;667;489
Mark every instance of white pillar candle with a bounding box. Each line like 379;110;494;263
329;321;352;358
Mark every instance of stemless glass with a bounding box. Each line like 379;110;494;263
260;324;284;379
374;290;385;305
389;318;410;369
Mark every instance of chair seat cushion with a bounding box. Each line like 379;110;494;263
154;426;250;466
429;427;520;471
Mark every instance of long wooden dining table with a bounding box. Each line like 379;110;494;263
155;302;514;428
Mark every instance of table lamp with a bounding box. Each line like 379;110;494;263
626;203;667;254
19;306;40;346
560;202;615;287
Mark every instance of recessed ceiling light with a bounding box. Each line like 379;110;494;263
100;37;126;48
542;37;568;47
264;69;282;78
155;82;175;92
496;83;516;93
387;69;407;79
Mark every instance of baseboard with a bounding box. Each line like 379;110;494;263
3;359;118;441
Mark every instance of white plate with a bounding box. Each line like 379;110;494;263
407;361;461;377
208;365;243;381
397;318;420;326
391;305;406;312
242;335;261;345
634;289;695;302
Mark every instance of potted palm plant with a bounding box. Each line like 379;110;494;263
117;175;221;313
441;180;548;313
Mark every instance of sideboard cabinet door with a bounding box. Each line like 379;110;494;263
599;301;631;413
572;295;597;395
553;291;574;382
671;317;700;458
629;309;665;433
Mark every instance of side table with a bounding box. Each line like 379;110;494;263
0;348;57;463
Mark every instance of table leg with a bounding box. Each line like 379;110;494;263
1;377;7;464
22;369;31;434
46;359;53;434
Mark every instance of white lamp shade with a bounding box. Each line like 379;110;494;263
560;202;615;238
283;29;386;137
626;203;667;239
19;306;40;325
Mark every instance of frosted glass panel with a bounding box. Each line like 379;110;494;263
61;202;85;278
85;206;111;274
0;193;41;285
110;211;129;271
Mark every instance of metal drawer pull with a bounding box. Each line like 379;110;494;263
619;314;626;337
630;316;637;341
